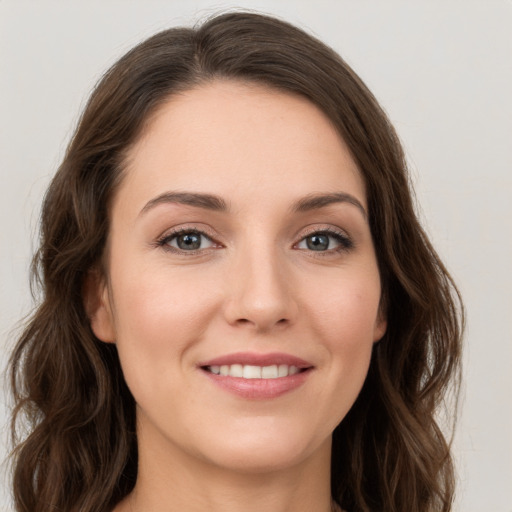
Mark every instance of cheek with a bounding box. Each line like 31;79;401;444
305;271;380;392
307;269;382;344
111;257;221;335
109;265;221;393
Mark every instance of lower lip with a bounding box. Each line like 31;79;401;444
201;368;312;399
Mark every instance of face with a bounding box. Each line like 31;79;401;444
88;80;386;475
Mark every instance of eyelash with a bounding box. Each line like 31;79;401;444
297;227;354;253
155;227;219;255
155;226;354;255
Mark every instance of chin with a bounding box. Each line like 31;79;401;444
190;424;331;474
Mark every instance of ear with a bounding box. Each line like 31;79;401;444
83;269;116;343
373;304;387;343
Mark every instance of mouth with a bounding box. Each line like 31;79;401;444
198;352;314;399
201;364;309;379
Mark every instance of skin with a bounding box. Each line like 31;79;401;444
86;80;386;512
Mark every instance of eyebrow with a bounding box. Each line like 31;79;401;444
139;190;367;219
292;192;367;219
139;191;228;216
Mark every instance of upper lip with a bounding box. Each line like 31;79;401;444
198;352;314;369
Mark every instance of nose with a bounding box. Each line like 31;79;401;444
222;245;298;332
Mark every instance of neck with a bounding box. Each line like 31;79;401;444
118;423;334;512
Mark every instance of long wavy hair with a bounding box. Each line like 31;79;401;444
10;11;463;512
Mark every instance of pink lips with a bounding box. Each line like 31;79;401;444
199;351;313;368
198;352;314;400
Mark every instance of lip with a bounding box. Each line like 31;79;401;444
197;352;314;400
198;351;313;369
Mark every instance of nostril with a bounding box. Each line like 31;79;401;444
234;317;289;328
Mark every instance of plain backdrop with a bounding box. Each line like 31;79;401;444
1;1;511;511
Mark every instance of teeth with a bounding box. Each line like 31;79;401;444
278;364;289;377
243;365;262;379
262;365;278;378
207;364;301;379
230;364;243;378
288;365;299;375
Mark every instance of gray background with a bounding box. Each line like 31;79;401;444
1;1;511;510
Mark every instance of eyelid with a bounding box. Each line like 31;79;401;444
154;224;223;254
294;225;354;252
152;223;354;254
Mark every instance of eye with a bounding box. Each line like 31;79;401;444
296;230;352;252
159;230;216;252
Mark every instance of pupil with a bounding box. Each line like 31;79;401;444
307;234;329;251
178;233;201;250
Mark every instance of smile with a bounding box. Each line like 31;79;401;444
198;352;314;399
205;364;303;379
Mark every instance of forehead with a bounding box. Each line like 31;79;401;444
117;80;365;215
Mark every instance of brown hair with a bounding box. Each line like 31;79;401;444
10;11;463;512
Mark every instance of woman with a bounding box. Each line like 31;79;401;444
9;11;463;512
